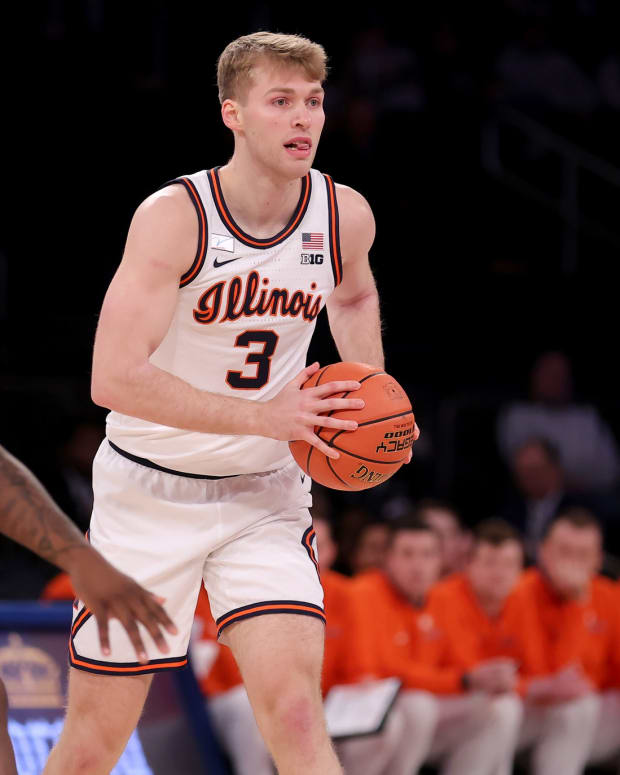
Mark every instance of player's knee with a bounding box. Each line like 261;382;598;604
51;738;114;775
267;688;323;743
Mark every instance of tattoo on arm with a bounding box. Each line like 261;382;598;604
0;444;88;568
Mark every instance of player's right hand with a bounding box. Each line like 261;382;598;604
68;547;178;664
464;658;518;694
528;664;593;704
264;362;365;459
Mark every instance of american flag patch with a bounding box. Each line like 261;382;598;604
302;232;324;250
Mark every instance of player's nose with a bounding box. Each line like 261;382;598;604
292;107;312;129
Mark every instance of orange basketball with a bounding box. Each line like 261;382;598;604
289;362;415;491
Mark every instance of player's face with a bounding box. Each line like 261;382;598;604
467;541;523;606
540;521;602;599
385;530;442;604
237;61;325;178
423;508;466;576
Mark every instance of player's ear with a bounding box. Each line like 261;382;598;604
221;99;243;132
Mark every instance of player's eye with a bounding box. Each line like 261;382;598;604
308;98;322;107
273;98;288;106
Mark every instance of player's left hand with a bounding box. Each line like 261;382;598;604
405;423;421;464
67;547;178;664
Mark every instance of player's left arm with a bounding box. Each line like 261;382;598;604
325;185;384;369
326;185;419;458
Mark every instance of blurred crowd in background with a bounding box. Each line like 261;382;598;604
2;0;620;772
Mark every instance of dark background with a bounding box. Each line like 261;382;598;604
1;0;619;591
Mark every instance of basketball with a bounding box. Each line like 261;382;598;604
289;362;415;491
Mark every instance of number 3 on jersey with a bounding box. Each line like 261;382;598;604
226;330;279;390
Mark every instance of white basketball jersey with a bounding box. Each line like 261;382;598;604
106;167;343;476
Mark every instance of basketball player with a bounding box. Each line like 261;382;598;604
44;32;418;775
0;442;178;775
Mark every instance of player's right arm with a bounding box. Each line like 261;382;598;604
0;443;177;662
91;188;363;458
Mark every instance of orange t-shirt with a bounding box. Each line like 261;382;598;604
347;570;464;694
41;571;75;600
322;569;355;694
429;572;547;692
511;568;620;689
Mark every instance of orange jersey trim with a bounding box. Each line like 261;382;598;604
208;167;311;249
159;176;208;287
216;600;326;637
69;638;188;674
302;525;320;578
323;174;343;287
69;605;188;675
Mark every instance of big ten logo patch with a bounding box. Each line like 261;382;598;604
300;253;324;265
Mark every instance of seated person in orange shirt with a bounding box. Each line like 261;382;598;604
430;519;536;681
349;518;391;576
191;588;274;775
510;507;620;775
338;516;522;775
432;517;607;775
417;498;472;578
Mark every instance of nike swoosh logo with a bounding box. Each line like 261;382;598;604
213;256;244;268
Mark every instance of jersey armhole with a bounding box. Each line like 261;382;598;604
323;174;343;287
159;177;208;288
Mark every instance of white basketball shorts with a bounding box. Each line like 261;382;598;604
69;440;324;676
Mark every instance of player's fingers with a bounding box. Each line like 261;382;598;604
413;423;421;441
116;614;149;664
96;611;111;656
149;595;178;635
313;414;358;431
123;598;171;654
312;380;361;397
305;432;339;459
405;449;413;464
292;362;320;388
316;397;365;412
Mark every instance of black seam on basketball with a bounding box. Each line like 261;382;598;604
327;410;414;450
327;371;387;416
314;364;333;387
357;409;413;427
306;444;315;478
327;456;352;488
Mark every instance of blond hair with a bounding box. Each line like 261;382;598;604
217;31;328;104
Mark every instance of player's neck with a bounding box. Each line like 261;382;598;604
476;593;504;619
218;154;304;238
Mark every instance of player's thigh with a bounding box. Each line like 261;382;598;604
223;613;325;704
61;668;153;750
